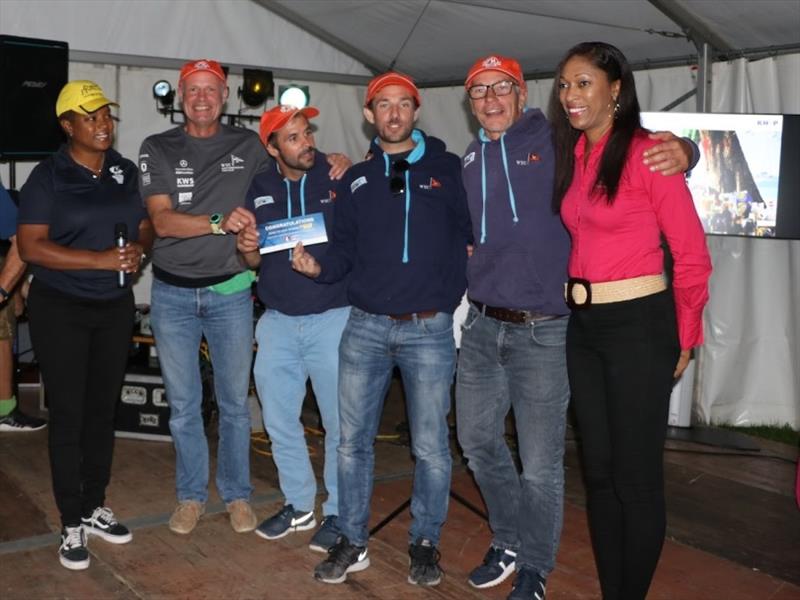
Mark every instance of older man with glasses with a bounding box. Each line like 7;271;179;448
292;71;472;588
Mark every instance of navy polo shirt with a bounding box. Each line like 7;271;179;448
18;145;147;299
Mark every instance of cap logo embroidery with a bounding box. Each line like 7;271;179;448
483;56;502;68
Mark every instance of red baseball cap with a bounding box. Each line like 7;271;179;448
179;59;227;85
465;55;525;89
364;71;420;107
259;105;320;146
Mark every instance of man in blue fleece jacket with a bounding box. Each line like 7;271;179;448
292;72;471;588
456;55;696;600
236;105;350;554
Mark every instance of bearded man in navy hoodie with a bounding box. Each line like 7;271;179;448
456;55;696;600
292;72;471;588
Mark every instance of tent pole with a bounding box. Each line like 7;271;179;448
695;42;712;113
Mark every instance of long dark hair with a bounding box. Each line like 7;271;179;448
548;42;641;210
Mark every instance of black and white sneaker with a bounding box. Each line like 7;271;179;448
309;515;340;553
408;537;443;586
0;408;47;432
468;545;517;588
81;507;132;544
255;504;316;540
314;535;369;584
508;567;547;600
59;525;90;570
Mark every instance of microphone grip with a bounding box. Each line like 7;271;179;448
115;223;128;288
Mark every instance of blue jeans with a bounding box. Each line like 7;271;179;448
456;306;569;577
253;306;350;516
337;307;455;547
150;278;254;504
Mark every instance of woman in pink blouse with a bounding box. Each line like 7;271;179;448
548;42;712;599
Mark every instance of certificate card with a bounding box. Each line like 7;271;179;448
258;212;328;254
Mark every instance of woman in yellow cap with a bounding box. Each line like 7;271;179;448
17;80;152;570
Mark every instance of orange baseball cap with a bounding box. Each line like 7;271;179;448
465;55;525;88
179;59;227;84
259;105;320;146
364;71;420;107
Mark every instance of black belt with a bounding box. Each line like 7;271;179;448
469;298;557;324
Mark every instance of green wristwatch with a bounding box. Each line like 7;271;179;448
209;212;227;235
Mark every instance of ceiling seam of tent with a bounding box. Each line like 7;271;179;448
253;0;385;75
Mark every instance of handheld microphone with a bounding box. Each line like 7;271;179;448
115;223;128;288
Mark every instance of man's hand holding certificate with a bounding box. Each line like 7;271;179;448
257;212;328;255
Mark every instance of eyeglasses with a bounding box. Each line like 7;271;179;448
390;159;410;195
467;79;517;100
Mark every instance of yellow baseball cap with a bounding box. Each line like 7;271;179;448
55;80;118;118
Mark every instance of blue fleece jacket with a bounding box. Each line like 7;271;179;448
317;129;471;315
245;151;348;316
462;108;570;315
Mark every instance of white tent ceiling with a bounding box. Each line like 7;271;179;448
260;0;800;85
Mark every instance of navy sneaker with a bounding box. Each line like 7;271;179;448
255;504;316;540
507;568;546;600
0;408;46;432
59;525;89;570
408;537;442;586
309;515;340;553
314;535;369;584
468;545;517;588
81;506;132;544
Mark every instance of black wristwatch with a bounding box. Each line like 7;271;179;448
0;286;10;302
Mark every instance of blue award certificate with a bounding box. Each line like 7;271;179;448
258;212;328;254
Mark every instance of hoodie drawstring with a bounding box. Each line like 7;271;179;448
382;129;426;264
284;173;307;260
478;128;519;244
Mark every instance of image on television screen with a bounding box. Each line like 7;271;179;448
641;112;784;238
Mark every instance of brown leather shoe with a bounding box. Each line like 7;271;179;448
227;499;257;533
168;501;205;535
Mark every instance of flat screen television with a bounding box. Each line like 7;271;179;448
640;112;800;240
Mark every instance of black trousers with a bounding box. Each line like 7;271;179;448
28;279;134;527
567;290;680;600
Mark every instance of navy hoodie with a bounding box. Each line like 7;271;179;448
317;129;471;315
462;108;570;315
245;150;348;316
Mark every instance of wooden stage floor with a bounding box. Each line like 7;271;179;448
1;379;798;599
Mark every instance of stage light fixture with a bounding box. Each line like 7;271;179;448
239;69;273;107
278;84;310;109
152;80;174;107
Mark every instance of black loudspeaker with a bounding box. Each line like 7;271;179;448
0;35;69;161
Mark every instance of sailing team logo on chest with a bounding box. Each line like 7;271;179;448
463;152;476;168
419;177;442;190
516;152;542;166
109;165;124;184
221;154;245;173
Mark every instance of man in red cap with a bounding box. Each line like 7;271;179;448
138;58;266;537
455;55;697;600
235;105;350;554
292;72;471;587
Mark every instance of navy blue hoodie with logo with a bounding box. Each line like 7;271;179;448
245;150;348;316
317;129;471;315
462;108;570;316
